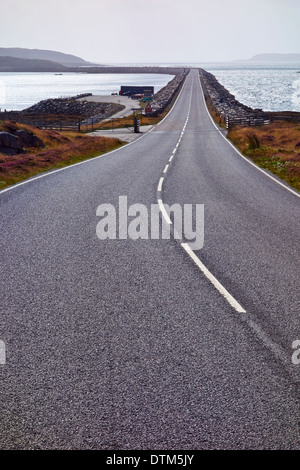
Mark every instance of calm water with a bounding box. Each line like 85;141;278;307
0;72;174;111
1;63;300;112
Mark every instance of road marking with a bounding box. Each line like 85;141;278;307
158;199;172;225
157;177;164;192
181;243;246;313
157;75;189;126
0;341;6;365
155;73;246;314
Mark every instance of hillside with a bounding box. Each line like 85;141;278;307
0;47;97;67
0;56;67;72
246;53;300;62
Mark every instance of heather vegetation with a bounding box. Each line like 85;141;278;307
227;122;300;191
0;121;124;189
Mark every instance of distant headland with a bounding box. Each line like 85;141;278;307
237;53;300;62
0;47;99;67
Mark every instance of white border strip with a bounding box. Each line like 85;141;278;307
157;177;164;192
0;134;146;196
181;243;246;313
157;198;172;225
156;74;189;126
0;340;6;365
0;74;190;197
198;72;300;199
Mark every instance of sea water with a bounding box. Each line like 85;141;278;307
201;62;300;112
0;72;174;111
1;63;300;113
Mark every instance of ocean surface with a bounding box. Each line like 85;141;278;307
0;72;175;111
201;62;300;112
1;62;300;112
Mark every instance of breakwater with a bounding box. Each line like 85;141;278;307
199;68;300;128
0;96;124;132
149;70;188;115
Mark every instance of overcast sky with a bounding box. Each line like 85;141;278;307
1;0;299;64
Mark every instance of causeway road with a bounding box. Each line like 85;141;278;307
0;69;300;450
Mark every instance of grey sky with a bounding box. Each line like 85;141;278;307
1;0;299;63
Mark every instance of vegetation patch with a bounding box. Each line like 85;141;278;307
0;121;124;189
227;121;300;192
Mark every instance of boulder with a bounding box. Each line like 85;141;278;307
14;129;44;147
0;132;23;154
0;147;20;156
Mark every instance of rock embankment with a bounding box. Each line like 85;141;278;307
199;68;269;128
0;95;125;130
150;71;188;115
24;96;124;120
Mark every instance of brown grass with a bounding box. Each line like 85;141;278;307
204;98;227;128
227;121;300;191
82;110;168;133
0;121;124;189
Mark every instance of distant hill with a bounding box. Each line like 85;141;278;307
0;56;67;72
0;48;97;67
241;53;300;62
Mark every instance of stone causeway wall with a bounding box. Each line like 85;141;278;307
150;71;188;115
199;68;270;128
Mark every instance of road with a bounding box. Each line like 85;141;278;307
77;93;141;119
0;69;300;450
89;125;153;144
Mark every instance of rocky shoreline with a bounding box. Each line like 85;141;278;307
148;70;188;115
199;68;269;127
199;68;300;128
0;95;125;127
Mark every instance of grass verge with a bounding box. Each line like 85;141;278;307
0;121;125;190
227;122;300;192
82;108;170;133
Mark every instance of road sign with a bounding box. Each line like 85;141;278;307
145;103;152;113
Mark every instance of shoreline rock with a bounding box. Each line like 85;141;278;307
0;95;125;129
0;128;44;155
148;71;188;115
199;68;300;127
23;96;124;119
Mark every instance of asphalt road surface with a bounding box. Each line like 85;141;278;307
0;69;300;450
